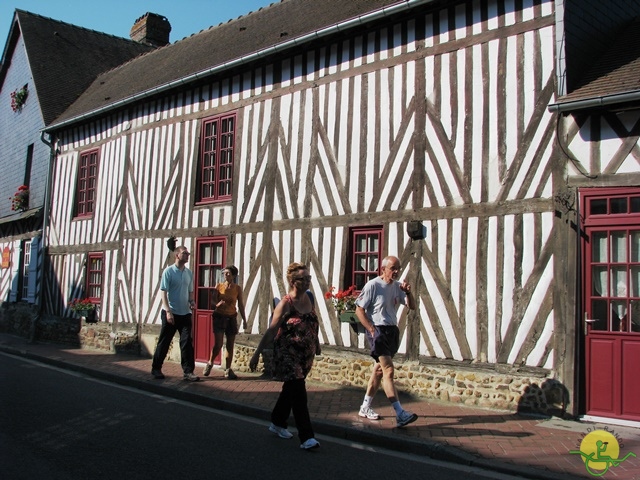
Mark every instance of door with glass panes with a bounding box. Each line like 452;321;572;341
193;238;226;364
583;188;640;421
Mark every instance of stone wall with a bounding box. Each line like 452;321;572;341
230;341;568;417
0;312;568;416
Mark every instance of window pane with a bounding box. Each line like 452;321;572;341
368;235;379;252
631;231;640;262
631;267;640;297
590;199;607;215
632;197;640;213
611;267;627;297
213;244;223;263
592;267;607;296
610;197;627;214
199;267;211;287
611;231;627;262
591;232;607;262
368;255;378;272
199;244;210;264
611;300;628;331
631;301;640;332
591;299;608;331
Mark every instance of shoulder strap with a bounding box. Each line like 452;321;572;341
305;290;315;307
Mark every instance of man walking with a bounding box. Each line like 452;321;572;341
355;255;417;427
151;245;199;382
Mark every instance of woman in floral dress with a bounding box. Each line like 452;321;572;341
250;262;321;450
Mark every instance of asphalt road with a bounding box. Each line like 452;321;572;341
0;352;523;480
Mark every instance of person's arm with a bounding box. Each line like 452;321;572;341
161;290;174;325
237;285;248;330
188;288;195;311
355;282;376;335
188;271;195;310
355;306;376;336
249;299;288;371
210;286;220;311
399;281;416;310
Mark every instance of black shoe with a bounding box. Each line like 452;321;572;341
151;369;165;379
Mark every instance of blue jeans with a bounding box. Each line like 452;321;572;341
152;310;195;374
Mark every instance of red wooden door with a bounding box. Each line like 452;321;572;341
193;237;226;364
583;189;640;421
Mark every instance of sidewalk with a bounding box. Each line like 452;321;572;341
2;332;639;480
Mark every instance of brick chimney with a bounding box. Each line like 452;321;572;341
130;13;171;47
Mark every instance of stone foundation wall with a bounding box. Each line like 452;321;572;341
230;342;568;416
0;311;568;416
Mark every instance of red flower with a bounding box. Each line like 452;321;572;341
69;298;96;312
325;285;358;313
10;185;29;212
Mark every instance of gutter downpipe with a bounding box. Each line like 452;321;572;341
30;131;56;343
548;91;640;113
44;0;435;133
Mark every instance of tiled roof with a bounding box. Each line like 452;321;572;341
552;17;640;111
11;10;154;125
49;0;414;127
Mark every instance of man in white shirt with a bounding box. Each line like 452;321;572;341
355;255;417;427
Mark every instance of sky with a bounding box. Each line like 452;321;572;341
1;0;276;47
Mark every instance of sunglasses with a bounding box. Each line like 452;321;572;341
293;275;312;281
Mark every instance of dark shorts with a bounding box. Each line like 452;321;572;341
365;325;400;361
213;312;238;336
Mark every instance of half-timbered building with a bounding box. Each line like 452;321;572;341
0;10;155;333
31;0;640;421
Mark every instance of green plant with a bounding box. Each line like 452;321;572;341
325;285;358;313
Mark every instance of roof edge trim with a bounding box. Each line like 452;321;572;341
45;0;435;132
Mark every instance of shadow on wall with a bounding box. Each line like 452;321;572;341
517;379;571;419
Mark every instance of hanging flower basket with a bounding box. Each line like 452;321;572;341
10;185;29;211
10;84;28;112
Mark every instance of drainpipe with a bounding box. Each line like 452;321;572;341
29;131;57;342
548;91;640;113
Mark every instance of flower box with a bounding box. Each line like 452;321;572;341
77;309;97;323
339;311;356;323
339;310;365;334
69;298;97;322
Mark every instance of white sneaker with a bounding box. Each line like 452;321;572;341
268;423;293;439
358;405;380;420
300;438;320;450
